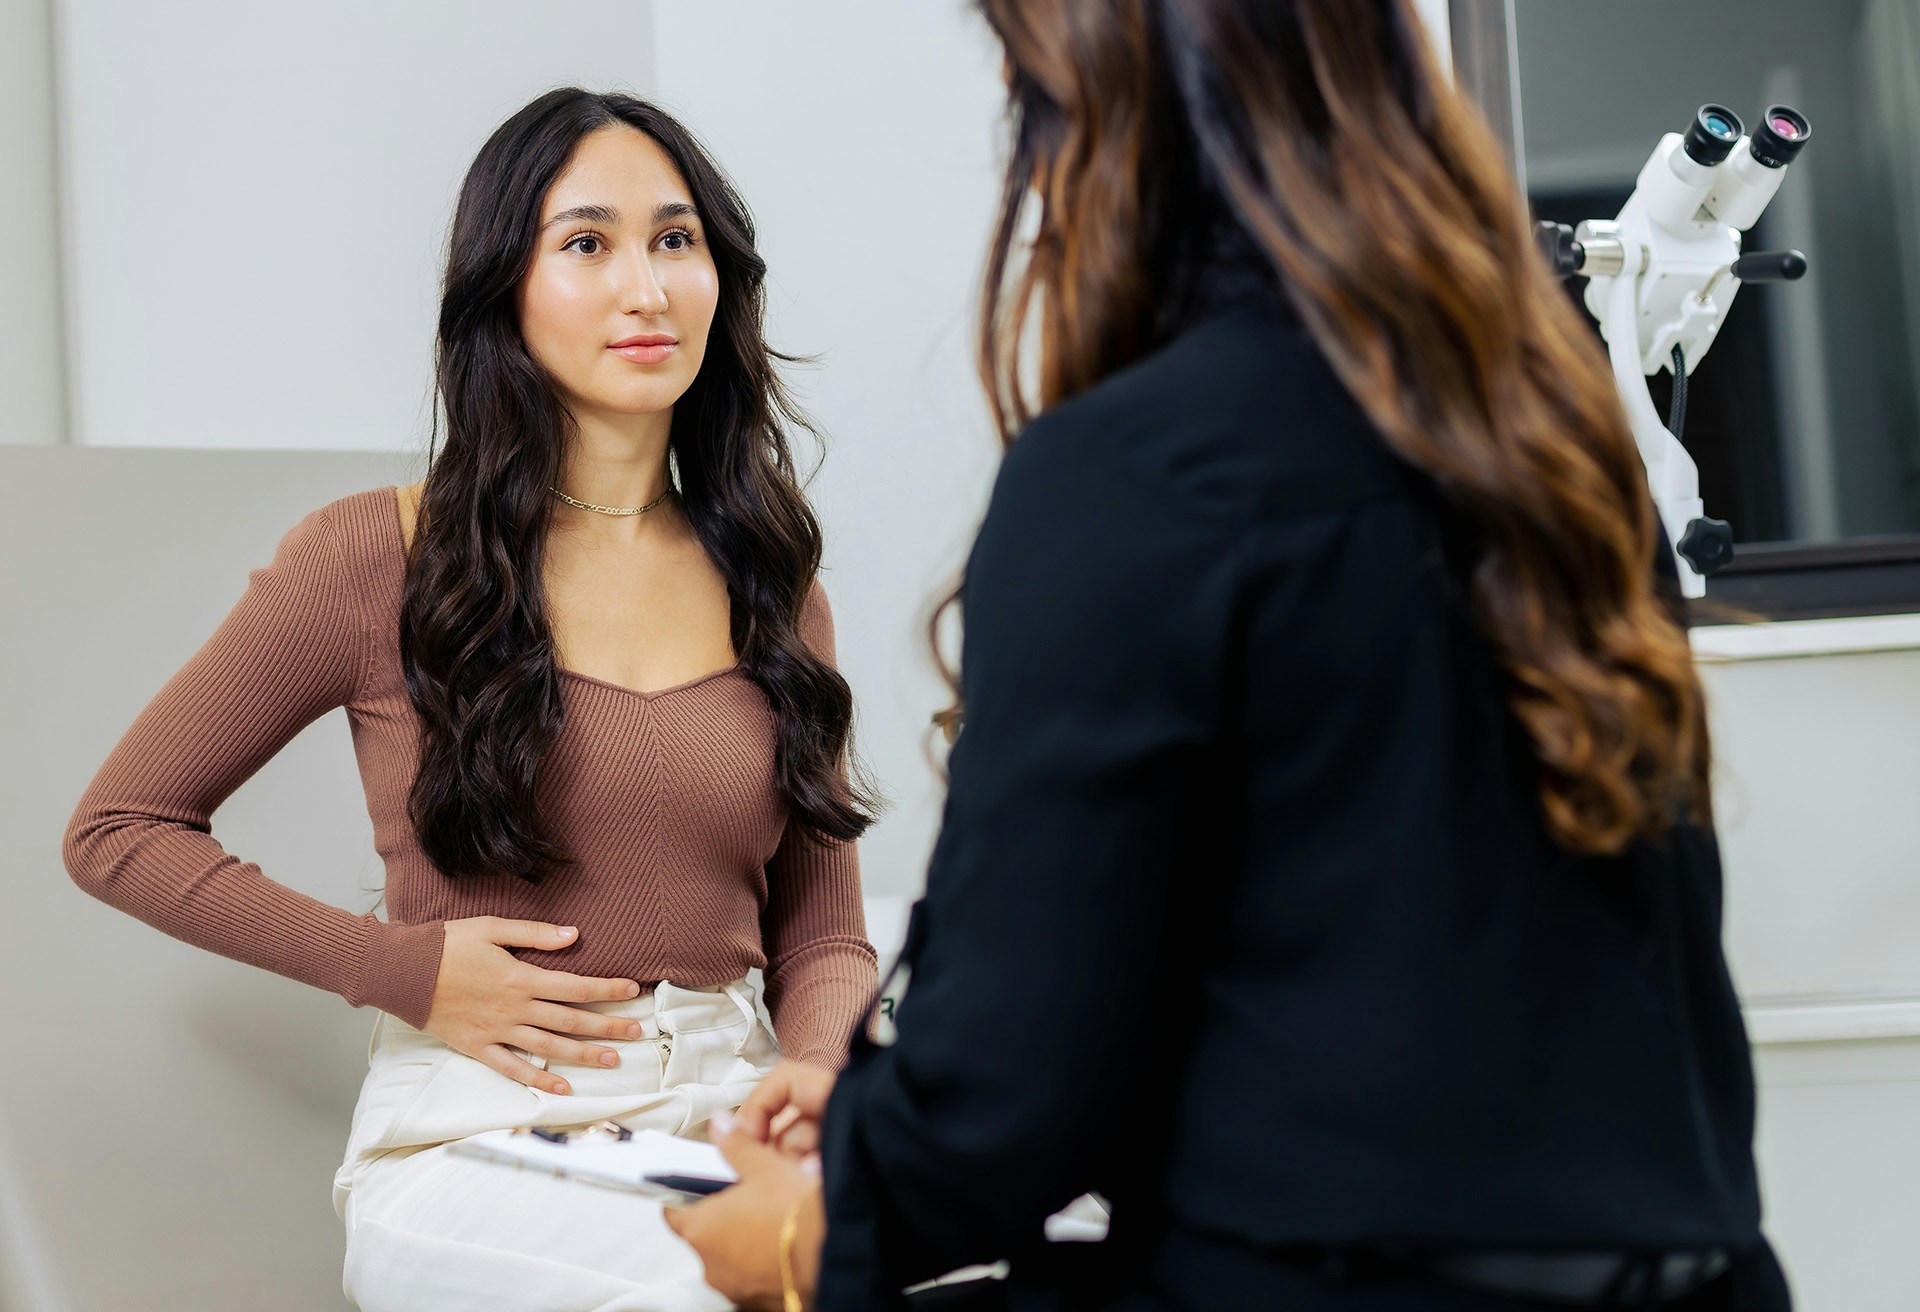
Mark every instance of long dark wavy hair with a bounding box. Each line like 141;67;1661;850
936;0;1712;856
402;87;878;885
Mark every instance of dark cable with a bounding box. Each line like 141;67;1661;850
1667;344;1688;439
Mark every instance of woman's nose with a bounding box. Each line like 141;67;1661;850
618;249;670;316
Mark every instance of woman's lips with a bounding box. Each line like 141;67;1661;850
610;342;677;364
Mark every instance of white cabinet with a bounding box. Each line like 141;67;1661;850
1697;616;1920;1312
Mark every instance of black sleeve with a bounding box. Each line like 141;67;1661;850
813;414;1247;1307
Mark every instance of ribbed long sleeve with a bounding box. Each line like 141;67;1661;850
61;488;877;1048
61;503;448;1026
760;585;878;1068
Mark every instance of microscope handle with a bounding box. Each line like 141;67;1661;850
1732;250;1808;283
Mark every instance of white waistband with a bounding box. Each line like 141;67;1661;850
366;974;763;1067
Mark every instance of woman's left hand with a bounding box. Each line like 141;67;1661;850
664;1113;825;1311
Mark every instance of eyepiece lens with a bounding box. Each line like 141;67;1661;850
1683;104;1745;165
1750;104;1812;168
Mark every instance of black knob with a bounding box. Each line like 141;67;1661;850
1732;250;1808;282
1534;220;1583;278
1677;517;1736;577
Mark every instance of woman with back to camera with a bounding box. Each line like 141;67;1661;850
62;87;879;1311
664;2;1791;1309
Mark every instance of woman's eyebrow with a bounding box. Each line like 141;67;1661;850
539;201;699;231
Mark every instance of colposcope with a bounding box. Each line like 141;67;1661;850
1537;102;1813;598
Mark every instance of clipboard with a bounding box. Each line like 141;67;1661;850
448;1122;738;1201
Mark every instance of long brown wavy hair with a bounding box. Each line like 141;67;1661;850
938;0;1711;856
404;88;878;885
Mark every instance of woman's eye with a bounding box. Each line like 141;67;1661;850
563;235;603;256
660;229;697;252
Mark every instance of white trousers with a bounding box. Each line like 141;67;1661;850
333;976;781;1312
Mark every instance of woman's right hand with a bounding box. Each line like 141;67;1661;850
420;916;646;1096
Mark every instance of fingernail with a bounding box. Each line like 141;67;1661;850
627;983;640;997
800;1153;822;1177
552;1080;569;1094
558;926;576;937
600;1052;618;1066
711;1110;736;1138
627;1023;644;1038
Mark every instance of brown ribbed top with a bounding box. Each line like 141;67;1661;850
62;486;876;1067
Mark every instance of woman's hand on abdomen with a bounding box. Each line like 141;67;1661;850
422;916;646;1095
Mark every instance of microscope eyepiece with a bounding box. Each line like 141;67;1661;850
1683;104;1745;165
1749;105;1811;169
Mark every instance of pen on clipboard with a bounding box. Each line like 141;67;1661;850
644;1173;734;1197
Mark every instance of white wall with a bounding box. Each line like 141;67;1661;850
1413;0;1453;70
54;0;658;452
0;0;67;447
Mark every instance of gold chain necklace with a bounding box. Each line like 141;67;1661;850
547;484;674;516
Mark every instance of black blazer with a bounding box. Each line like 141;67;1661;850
814;278;1768;1309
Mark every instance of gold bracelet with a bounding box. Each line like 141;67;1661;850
777;1195;806;1312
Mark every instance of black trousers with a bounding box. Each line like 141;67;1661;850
922;1228;1795;1312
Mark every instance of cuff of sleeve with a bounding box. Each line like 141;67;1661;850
773;972;877;1070
354;918;447;1030
787;1037;849;1070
